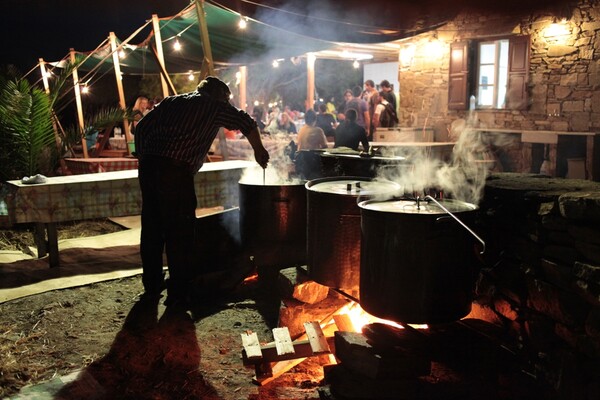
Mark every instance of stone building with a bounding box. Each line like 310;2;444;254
394;0;600;180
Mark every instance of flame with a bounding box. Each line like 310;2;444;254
333;302;427;332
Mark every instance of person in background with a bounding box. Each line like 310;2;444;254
252;106;266;132
277;111;297;134
362;79;377;104
315;103;336;142
369;92;385;134
264;106;280;134
338;86;369;132
334;108;370;152
131;96;149;134
297;109;328;150
363;80;379;140
379;80;397;111
134;76;269;308
326;97;337;115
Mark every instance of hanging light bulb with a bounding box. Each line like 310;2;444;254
81;83;89;94
118;49;126;59
188;71;194;81
173;37;182;51
238;17;247;29
272;60;279;68
353;60;360;69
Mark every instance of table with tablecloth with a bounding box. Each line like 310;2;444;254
65;158;139;175
5;160;254;267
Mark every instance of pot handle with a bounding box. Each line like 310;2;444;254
426;195;486;254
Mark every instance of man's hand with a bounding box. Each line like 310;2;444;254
246;127;270;169
254;146;270;169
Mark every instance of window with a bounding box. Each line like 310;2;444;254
448;35;530;111
477;40;509;108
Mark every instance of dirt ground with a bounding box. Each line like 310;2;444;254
0;221;328;400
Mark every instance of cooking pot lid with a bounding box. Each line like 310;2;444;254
307;179;401;196
359;199;477;214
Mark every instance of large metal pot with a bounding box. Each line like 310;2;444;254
358;197;481;324
306;177;401;290
239;180;307;267
319;152;407;178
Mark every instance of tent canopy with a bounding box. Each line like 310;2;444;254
55;1;421;77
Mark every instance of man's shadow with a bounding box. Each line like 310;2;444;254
56;296;222;399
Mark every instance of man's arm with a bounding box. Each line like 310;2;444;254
245;126;270;168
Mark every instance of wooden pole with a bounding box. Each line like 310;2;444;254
40;58;69;172
306;53;316;112
109;32;133;149
151;14;170;99
39;58;50;95
69;49;88;159
239;65;247;111
194;0;215;78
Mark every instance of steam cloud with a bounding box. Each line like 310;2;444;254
377;113;515;205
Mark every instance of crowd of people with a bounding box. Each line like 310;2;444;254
249;79;397;153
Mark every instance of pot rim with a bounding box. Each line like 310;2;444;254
358;198;478;214
305;176;401;196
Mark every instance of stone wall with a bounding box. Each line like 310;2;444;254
397;0;600;147
473;173;600;398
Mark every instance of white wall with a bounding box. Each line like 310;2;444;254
363;62;399;93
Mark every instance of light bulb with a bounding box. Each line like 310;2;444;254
238;18;247;29
188;71;194;81
353;60;360;69
173;38;182;51
272;60;279;68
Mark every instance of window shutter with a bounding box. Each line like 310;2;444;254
506;35;530;110
448;41;469;110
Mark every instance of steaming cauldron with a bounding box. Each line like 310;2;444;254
239;179;307;267
358;198;481;324
306;177;401;290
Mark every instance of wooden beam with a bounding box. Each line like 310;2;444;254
194;0;215;78
306;53;316;111
239;65;247;110
69;49;88;158
151;14;170;99
109;32;133;150
241;331;262;360
273;327;295;356
304;321;330;354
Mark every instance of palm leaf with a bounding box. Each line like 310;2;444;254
0;79;55;180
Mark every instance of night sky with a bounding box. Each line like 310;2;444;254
1;0;566;73
0;0;189;72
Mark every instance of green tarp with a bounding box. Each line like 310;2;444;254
67;2;339;75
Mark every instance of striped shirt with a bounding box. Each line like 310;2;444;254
134;91;257;171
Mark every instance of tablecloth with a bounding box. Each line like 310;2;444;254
65;158;138;175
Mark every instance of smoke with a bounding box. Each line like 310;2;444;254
238;136;303;185
377;113;515;205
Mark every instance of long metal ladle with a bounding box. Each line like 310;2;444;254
425;195;486;255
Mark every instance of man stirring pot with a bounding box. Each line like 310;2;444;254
134;76;269;308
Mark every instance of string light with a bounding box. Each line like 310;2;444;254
353;60;360;69
118;49;126;59
173;37;182;51
253;100;260;106
272;60;279;68
188;70;194;81
81;83;89;94
238;17;247;29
